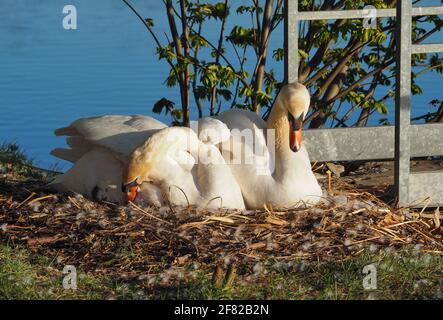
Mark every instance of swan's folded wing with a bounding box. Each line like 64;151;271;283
192;117;231;145
51;115;167;163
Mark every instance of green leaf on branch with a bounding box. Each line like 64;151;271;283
236;5;263;15
157;45;176;61
299;49;309;59
217;88;233;101
374;101;388;115
145;18;154;27
153;98;175;115
227;26;258;48
165;68;178;87
273;48;284;62
255;91;273;106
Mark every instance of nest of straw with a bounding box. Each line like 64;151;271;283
1;175;442;281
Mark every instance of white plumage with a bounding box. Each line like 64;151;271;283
50;115;245;209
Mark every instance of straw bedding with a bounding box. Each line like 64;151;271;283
1;173;442;281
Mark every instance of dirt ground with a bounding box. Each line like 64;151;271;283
315;158;443;204
344;159;443;186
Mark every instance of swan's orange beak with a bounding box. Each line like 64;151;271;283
126;186;139;202
289;114;303;152
290;126;303;152
122;181;140;203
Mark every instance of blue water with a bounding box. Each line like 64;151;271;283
0;0;442;170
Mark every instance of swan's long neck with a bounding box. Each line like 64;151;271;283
265;97;295;180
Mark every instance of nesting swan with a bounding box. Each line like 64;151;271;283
215;83;323;209
50;83;322;209
50;115;244;209
121;125;245;209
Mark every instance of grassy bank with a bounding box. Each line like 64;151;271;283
0;142;58;181
1;244;442;299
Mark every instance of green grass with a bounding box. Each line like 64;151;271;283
0;143;45;180
1;244;442;300
0;142;60;180
0;245;144;299
169;251;443;300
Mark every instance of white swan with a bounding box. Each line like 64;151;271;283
50;115;245;209
122;126;245;209
214;83;323;209
50;115;167;204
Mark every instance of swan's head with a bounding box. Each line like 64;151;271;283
121;127;196;202
122;145;156;203
277;83;310;152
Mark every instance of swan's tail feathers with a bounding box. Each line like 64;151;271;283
66;136;85;148
50;148;86;163
51;136;93;163
66;136;93;154
54;126;78;136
